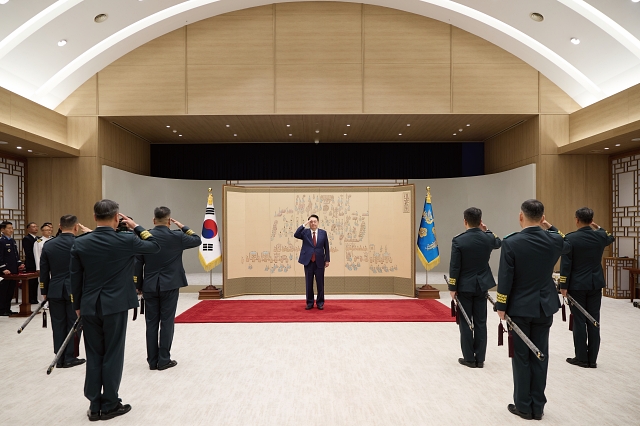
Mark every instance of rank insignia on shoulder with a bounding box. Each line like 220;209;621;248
448;277;457;285
496;293;507;304
185;229;195;236
37;238;42;243
139;230;152;240
503;232;517;239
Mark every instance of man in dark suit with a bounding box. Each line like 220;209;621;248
559;207;615;369
23;221;39;304
70;200;160;421
448;207;501;368
0;221;25;316
294;214;330;310
40;215;87;368
495;199;571;421
134;206;201;371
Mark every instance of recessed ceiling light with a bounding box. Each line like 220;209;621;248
226;124;230;127
453;133;457;136
314;140;319;144
166;125;170;128
347;124;350;127
407;124;411;127
344;134;347;136
16;146;22;149
233;134;237;137
459;129;463;132
178;134;182;137
315;130;320;133
466;124;470;127
530;12;544;22
398;133;402;136
632;138;640;142
57;39;67;47
94;14;108;23
615;144;621;146
0;141;7;144
570;37;580;45
286;124;290;127
27;149;32;152
173;130;177;133
604;147;610;150
289;134;292;136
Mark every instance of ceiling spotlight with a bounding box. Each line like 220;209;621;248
179;134;182;137
16;146;22;149
225;124;230;127
288;134;292;137
94;14;108;23
453;133;457;136
604;147;610;150
314;140;319;144
27;149;33;152
530;12;544;22
173;130;177;133
398;133;402;136
570;37;580;45
286;124;290;127
344;134;347;136
234;134;237;137
0;141;7;144
347;124;350;127
632;138;640;142
166;125;170;128
459;129;463;132
57;39;67;47
466;124;470;127
315;130;320;134
615;144;621;146
407;124;411;127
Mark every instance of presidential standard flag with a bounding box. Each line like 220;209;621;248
417;187;440;270
199;189;222;271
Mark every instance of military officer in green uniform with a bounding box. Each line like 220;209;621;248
559;207;615;368
40;214;88;368
495;199;570;421
134;206;201;371
448;207;501;368
70;200;160;421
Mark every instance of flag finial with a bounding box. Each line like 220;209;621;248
207;188;213;204
426;186;431;203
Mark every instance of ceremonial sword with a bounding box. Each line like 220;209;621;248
486;293;545;361
17;300;48;334
444;275;473;330
564;294;599;328
47;316;81;375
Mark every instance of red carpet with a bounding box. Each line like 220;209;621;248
175;299;455;323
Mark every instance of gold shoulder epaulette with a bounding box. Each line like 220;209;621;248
139;230;152;240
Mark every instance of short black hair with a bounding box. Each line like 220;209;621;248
26;222;37;229
463;207;482;227
521;199;545;221
94;199;119;220
154;206;171;221
1;221;13;230
59;215;78;230
308;214;319;221
41;222;53;230
575;207;594;224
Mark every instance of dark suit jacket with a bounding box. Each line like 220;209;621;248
70;226;160;316
448;227;502;292
559;226;615;291
294;226;330;267
23;234;37;271
0;235;22;274
496;226;571;317
39;233;76;300
134;225;201;293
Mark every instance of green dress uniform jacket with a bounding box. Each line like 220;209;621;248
448;227;501;292
559;226;615;291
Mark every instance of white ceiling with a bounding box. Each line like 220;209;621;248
1;0;639;110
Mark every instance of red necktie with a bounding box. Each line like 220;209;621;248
311;231;316;262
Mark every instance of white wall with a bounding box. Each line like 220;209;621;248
103;164;536;277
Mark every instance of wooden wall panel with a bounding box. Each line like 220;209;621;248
539;114;569;155
584;155;611;231
275;2;361;15
485;116;538;174
364;14;450;64
570;89;629;143
453;64;538;113
98;65;186;115
51;156;102;226
10;94;67;144
276;64;362;114
188;65;275;114
0;87;11;125
98;119;150;175
629;84;640;123
452;28;523;64
539;74;581;114
275;13;362;64
363;4;406;14
222;4;273;16
55;75;98;116
27;157;53;226
111;28;185;67
187;16;274;65
363;64;450;113
67;116;98;156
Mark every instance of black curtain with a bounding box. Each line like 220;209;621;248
150;142;484;180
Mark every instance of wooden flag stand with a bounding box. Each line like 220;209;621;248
198;271;222;300
416;270;440;299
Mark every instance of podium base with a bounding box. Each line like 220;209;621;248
416;284;440;299
198;285;222;300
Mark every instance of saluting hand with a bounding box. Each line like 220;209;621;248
479;222;488;232
78;223;92;233
170;218;184;229
540;220;552;230
118;213;137;230
590;222;600;230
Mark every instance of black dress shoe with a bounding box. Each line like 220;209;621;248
100;403;131;420
458;358;476;368
29;300;38;304
87;409;100;422
317;305;324;310
589;362;597;368
157;360;177;371
508;404;532;420
476;362;484;368
149;365;157;370
533;412;544;420
566;357;589;368
62;358;86;368
305;306;313;310
0;311;9;316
